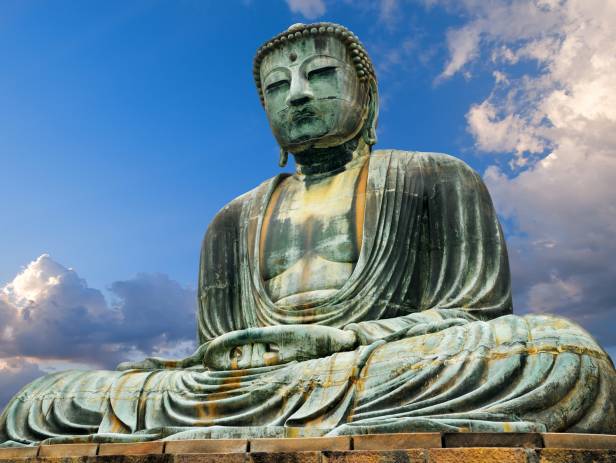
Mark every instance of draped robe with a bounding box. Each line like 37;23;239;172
1;150;614;445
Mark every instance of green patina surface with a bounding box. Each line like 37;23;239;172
1;21;614;447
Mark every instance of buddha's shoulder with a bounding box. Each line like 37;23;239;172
371;149;479;177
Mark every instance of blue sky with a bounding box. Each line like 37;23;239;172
1;1;495;290
1;0;615;407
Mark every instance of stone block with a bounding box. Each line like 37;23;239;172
324;449;426;462
542;432;616;449
538;448;616;462
0;446;38;459
37;458;94;463
38;443;99;457
98;441;164;456
171;453;247;463
428;447;530;463
353;433;441;450
443;432;542;448
249;451;322;463
86;451;244;463
91;457;170;463
250;437;349;452
164;439;248;454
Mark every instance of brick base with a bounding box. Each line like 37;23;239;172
1;433;615;463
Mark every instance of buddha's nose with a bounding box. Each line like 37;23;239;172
286;76;313;106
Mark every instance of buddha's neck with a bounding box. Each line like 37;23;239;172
292;138;368;179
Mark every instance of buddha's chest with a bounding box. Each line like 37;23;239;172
260;164;366;284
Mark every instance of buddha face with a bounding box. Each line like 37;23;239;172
260;35;369;153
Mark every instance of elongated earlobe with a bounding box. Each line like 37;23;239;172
279;148;289;167
362;81;378;148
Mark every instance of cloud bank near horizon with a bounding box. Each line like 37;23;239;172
0;254;197;408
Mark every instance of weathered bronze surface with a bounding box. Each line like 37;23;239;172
1;22;614;447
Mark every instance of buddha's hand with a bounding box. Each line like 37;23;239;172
203;325;358;371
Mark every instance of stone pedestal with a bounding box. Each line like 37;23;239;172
1;433;615;463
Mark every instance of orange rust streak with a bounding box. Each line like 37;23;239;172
198;368;249;422
108;413;129;433
354;156;369;251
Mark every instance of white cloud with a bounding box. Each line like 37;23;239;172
466;100;546;157
439;24;481;80
285;0;326;19
435;0;565;80
435;0;616;349
0;254;196;370
2;253;108;317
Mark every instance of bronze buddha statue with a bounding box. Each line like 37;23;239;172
1;22;614;446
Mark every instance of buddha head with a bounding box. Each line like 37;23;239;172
254;23;379;164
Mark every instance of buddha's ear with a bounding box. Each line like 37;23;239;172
279;148;288;168
362;79;379;149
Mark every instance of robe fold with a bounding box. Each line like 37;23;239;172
1;150;614;445
198;149;512;341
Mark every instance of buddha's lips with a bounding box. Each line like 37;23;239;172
291;107;317;123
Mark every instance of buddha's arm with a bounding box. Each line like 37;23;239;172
197;197;247;342
405;152;513;319
342;152;513;345
116;342;210;370
343;309;479;345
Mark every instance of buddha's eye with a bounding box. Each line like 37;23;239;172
265;80;289;93
307;66;337;80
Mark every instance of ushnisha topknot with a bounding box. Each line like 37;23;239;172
253;22;377;106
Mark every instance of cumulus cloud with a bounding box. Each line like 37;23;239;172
435;0;616;350
285;0;326;19
433;0;566;80
439;24;481;80
0;254;197;408
466;100;547;157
